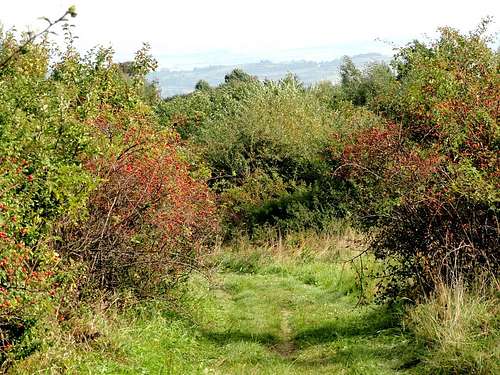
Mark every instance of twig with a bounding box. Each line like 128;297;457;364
0;7;77;71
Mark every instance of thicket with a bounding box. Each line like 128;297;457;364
158;21;498;301
1;10;498;371
333;21;499;299
158;73;380;236
0;12;217;363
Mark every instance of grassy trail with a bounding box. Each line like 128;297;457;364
194;270;418;374
14;245;424;374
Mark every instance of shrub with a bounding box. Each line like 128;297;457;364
0;27;97;359
333;21;499;299
339;56;397;108
157;72;384;235
58;124;218;296
195;77;357;234
0;20;219;361
198;78;331;182
155;73;261;139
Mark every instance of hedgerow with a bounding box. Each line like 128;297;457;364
333;20;499;299
0;13;218;362
1;9;498;370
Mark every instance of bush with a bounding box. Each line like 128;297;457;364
157;72;384;236
0;28;97;359
155;72;261;139
339;56;397;108
198;77;331;182
333;21;499;299
58;124;218;296
195;76;359;234
0;20;219;361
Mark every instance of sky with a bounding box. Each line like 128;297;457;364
1;0;499;69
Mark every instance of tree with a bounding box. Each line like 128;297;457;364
195;79;210;91
224;68;255;83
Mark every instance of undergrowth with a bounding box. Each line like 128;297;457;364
406;280;499;374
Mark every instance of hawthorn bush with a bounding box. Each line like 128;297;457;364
58;123;218;297
0;18;218;360
334;21;499;299
0;26;97;357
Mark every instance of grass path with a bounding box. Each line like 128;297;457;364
11;237;498;374
194;270;419;374
13;253;424;374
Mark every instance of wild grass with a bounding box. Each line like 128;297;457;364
406;279;499;374
9;226;498;374
9;298;212;374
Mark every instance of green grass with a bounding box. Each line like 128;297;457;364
12;232;497;374
406;280;500;374
192;271;418;375
11;235;425;374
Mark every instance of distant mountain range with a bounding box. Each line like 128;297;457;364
149;53;391;97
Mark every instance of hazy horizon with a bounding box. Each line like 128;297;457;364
2;1;499;70
153;44;395;71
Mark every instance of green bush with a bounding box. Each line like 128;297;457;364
194;77;360;234
0;28;97;360
198;77;330;182
0;18;218;362
156;70;261;139
156;72;384;236
338;56;397;109
333;21;499;299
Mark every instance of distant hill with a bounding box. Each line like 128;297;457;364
149;53;390;97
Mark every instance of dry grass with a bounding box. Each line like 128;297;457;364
406;278;499;374
210;221;366;266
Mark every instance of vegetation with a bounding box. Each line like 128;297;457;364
0;9;498;374
333;21;499;299
0;9;217;367
10;232;419;374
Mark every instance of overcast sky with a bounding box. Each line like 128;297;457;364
1;1;499;69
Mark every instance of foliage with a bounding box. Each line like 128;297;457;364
59;124;218;296
198;78;329;181
339;56;397;108
2;11;499;373
0;16;218;361
155;72;261;139
157;68;385;236
195;79;211;91
0;27;96;359
224;68;256;84
333;21;499;299
196;77;351;234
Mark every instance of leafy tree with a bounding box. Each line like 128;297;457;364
195;79;211;91
224;68;255;83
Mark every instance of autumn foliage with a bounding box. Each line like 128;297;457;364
334;22;499;299
59;120;218;296
0;23;218;359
